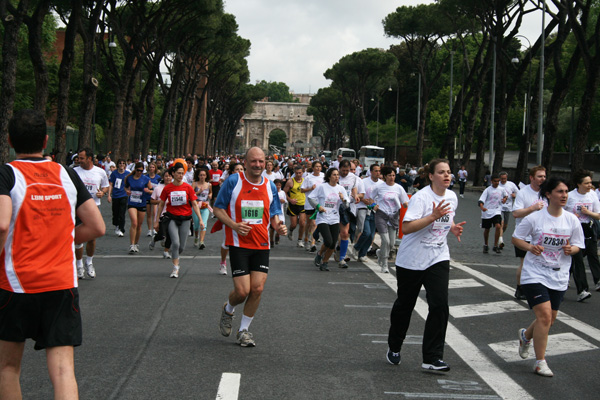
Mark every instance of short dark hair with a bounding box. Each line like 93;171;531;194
380;166;395;177
8;109;47;154
78;147;93;160
339;159;351;169
370;163;380;172
540;177;568;203
572;169;592;186
324;167;338;183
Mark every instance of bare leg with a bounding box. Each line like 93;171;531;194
46;346;78;400
0;340;25;400
524;302;557;360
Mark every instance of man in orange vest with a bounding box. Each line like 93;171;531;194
0;109;105;399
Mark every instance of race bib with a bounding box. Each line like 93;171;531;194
539;230;569;268
130;190;143;203
170;191;187;206
212;174;221;182
575;202;592;222
115;178;122;189
433;214;452;231
241;200;264;225
84;181;96;194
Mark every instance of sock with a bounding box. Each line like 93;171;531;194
225;301;235;314
521;329;530;343
239;314;254;332
76;259;83;268
86;256;93;266
340;239;349;259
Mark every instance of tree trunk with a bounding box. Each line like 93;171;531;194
572;65;600;176
142;79;156;159
474;84;493;186
25;0;51;113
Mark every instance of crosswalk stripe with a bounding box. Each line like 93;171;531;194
216;373;241;400
450;300;527;318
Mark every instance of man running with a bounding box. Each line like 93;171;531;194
74;147;109;279
284;164;306;247
0;109;105;398
214;147;287;347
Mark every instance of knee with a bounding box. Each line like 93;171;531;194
250;284;264;297
537;311;553;327
235;286;250;299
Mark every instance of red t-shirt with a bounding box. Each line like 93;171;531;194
208;169;223;186
160;182;197;216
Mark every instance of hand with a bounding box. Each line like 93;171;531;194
529;244;544;256
276;221;287;236
290;198;297;205
480;207;488;212
318;206;325;212
562;240;573;255
96;190;104;198
531;201;544;212
431;200;451;220
339;192;345;200
312;184;316;190
154;222;159;231
580;206;590;216
235;222;252;236
199;221;205;231
373;205;379;212
451;221;466;241
107;194;112;203
354;195;360;204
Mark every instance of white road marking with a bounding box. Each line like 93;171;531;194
489;332;598;363
215;373;241;400
449;279;484;289
384;393;501;399
450;301;527;318
361;258;533;400
345;303;393;309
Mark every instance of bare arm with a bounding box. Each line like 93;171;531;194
0;196;12;250
74;198;106;244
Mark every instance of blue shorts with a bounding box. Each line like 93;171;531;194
520;283;565;310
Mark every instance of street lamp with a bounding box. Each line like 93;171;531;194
511;35;533;157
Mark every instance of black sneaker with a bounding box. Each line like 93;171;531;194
309;245;317;253
514;286;526;300
320;262;329;271
483;245;489;254
314;253;323;267
493;246;501;254
422;359;450;372
386;349;401;365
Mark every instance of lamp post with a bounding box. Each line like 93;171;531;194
489;39;496;170
511;35;533;158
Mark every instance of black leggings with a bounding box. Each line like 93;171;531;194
317;223;340;250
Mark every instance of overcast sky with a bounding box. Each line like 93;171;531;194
224;0;546;94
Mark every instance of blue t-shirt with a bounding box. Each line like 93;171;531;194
144;174;161;201
125;174;151;207
109;170;129;199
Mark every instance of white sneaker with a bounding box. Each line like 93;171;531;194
85;263;96;279
518;328;531;359
348;245;357;260
77;265;85;279
297;240;304;248
117;229;124;237
170;265;180;278
194;237;199;247
129;245;136;254
163;251;172;259
534;360;553;377
115;227;120;236
147;230;153;237
595;282;600;292
381;266;389;273
134;244;139;253
577;290;592;302
219;263;228;275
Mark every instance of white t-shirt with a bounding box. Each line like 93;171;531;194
513;208;585;290
262;170;278;182
458;169;468;182
339;173;361;199
104;161;115;174
74;165;110;206
184;170;194;185
512;184;547;228
371;182;409;216
349;175;366;215
595;188;600;202
308;183;347;225
301;173;325;211
564;189;600;224
360;177;381;210
395;186;458;271
500;180;519;212
277;190;287;208
478;185;507;219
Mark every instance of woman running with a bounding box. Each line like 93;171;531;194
301;160;324;252
513;177;584;377
372;166;409;273
145;162;161;237
308;167;348;271
154;162;204;278
262;160;278;182
108;159;129;237
193;166;212;249
386;159;465;371
149;170;172;259
124;162;153;253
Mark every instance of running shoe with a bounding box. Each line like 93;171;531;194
357;256;366;262
381;266;389;274
422;359;450;372
220;303;234;336
134;244;139;253
309;245;317;253
493;246;501;254
348;246;357;260
498;237;505;249
129;245;136;254
170;265;180;278
85;263;96;279
577;290;592;302
77;265;85;280
386;349;401;365
518;328;531;359
367;248;377;257
297;240;304;248
333;251;340;262
595;282;600;292
338;260;348;269
483;245;489;254
147;230;153;237
304;241;310;250
314;253;322;267
219;262;228;275
237;329;256;347
320;262;329;271
163;251;172;259
199;242;206;250
534;360;553;377
194;237;199;247
148;240;155;251
115;227;120;236
117;229;124;237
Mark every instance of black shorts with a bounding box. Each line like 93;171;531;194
482;215;502;229
286;203;305;217
515;241;529;258
212;184;220;199
0;288;82;350
128;204;147;212
229;246;270;277
520;283;565;310
339;205;353;225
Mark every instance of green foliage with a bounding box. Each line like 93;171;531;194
255;80;295;102
269;129;286;148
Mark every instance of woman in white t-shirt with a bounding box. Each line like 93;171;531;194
261;160;278;182
307;167;348;271
301;161;325;252
386;159;465;371
372;166;409;273
512;177;585;377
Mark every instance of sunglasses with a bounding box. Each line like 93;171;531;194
136;169;143;172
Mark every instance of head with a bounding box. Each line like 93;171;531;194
78;148;94;170
540;177;569;207
117;159;127;171
162;170;173;185
370;163;381;180
265;160;274;172
185;157;194;171
311;161;322;174
426;159;451;189
499;171;508;184
211;160;219;170
147;162;157;175
337;154;343;162
228;162;244;175
324;167;339;185
393;160;399;169
380;166;396;184
294;165;303;178
8;109;47;155
573;169;593;193
274;178;283;191
132;162;144;177
244;147;266;179
169;162;186;182
195;166;209;182
350;162;357;175
529;166;547;190
491;174;500;188
339;159;351;177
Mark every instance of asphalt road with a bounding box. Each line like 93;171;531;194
16;187;600;399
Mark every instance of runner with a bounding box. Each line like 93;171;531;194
512;177;584;377
478;174;508;254
386;159;466;371
336;160;363;268
372;166;409;273
154;162;204;278
353;164;381;262
457;165;468;198
308;168;349;271
149;171;172;259
564;169;600;301
301;161;324;252
125;162;153;254
512;166;547;300
284;164;307;248
215;147;287;347
0;109;105;398
208;160;223;209
193;166;212;250
74;147;109;279
108;159;129;237
145;162;161;237
498;171;519;249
